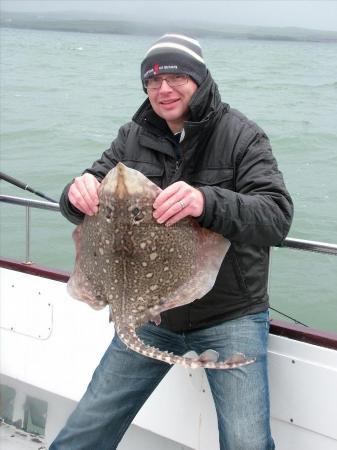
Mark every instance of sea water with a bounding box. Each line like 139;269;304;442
1;28;336;332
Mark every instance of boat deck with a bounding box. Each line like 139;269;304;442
0;422;46;450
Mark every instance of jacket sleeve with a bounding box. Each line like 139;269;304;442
197;131;294;246
59;124;130;224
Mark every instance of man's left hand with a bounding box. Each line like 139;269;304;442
153;181;204;226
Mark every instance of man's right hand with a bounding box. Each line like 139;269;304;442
68;173;100;216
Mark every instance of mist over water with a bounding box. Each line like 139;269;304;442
1;28;337;332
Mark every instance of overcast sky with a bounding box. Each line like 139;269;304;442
2;0;337;32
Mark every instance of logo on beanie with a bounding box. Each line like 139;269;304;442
144;64;179;80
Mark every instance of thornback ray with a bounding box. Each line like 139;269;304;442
67;163;255;370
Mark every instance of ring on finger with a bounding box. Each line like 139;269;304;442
179;200;185;210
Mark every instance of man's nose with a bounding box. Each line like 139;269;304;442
158;79;173;92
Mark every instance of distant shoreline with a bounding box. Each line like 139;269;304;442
1;13;337;43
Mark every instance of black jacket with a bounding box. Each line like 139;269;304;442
60;72;293;331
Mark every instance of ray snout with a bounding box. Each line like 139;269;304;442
111;163;148;199
115;163;129;199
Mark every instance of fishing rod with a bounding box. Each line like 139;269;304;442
0;171;58;203
269;306;309;327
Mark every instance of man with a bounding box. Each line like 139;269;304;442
50;33;293;450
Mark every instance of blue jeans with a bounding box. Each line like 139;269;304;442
49;311;274;450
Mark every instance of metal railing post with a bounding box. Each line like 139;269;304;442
25;205;32;264
0;194;59;263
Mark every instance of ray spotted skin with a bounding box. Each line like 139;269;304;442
68;163;255;370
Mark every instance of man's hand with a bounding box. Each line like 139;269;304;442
153;181;204;226
68;173;100;216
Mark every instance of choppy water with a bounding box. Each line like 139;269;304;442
1;28;336;332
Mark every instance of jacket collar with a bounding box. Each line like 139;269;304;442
188;71;223;122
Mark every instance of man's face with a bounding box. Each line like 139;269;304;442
146;74;198;133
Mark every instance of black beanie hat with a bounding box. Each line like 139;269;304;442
141;33;207;88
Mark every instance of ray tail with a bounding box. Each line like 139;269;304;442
116;323;255;370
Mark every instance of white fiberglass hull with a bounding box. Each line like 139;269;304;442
1;267;337;450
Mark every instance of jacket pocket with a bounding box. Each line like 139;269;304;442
190;167;234;189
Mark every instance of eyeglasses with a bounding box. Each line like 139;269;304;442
144;74;189;90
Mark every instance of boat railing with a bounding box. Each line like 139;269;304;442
1;194;337;262
1;194;60;264
1;194;337;350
